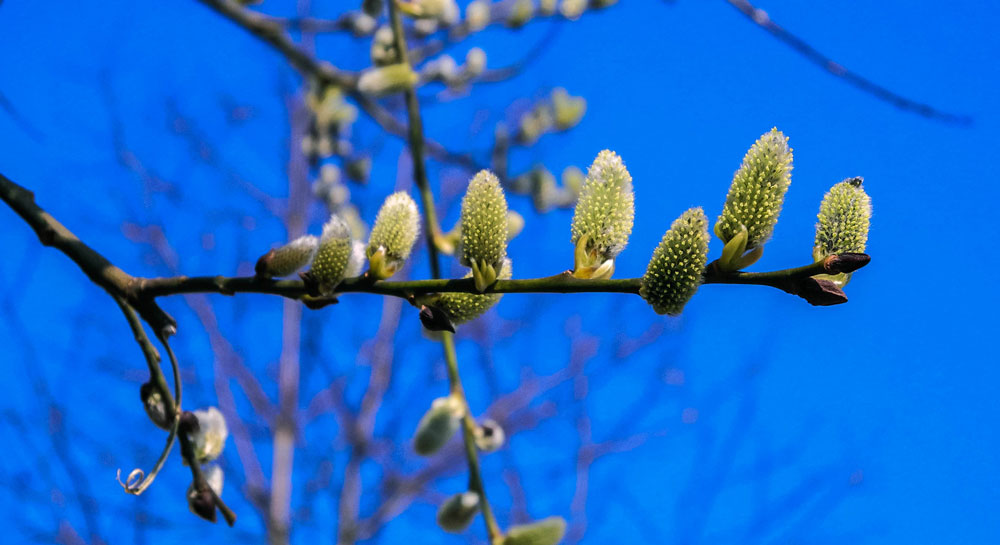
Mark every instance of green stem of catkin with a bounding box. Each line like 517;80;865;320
387;2;502;542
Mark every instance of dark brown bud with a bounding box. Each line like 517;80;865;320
796;277;849;306
254;249;277;278
187;488;217;523
823;253;871;274
419;305;456;333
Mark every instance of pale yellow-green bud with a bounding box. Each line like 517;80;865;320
400;0;456;19
414;395;465;456
464;47;487;78
503;516;567;545
358;63;418;96
714;128;792;270
540;0;557;15
812;177;871;287
256;235;318;278
436;258;512;324
308;85;358;130
640;207;710;316
506;0;533;27
465;0;491;31
571;150;634;279
370;26;396;66
367;192;421;279
309;215;354;294
459;170;509;291
506;210;525;240
436;491;481;532
189;407;228;464
559;0;586;20
551;88;586;131
561;165;584;197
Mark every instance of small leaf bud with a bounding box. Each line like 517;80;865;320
640;207;710;316
414;395;465;456
437;491;481;532
503;516;567;545
140;382;171;430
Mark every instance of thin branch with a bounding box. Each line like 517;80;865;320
194;0;356;88
387;0;503;541
724;0;972;125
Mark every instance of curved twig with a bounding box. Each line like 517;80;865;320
115;299;183;495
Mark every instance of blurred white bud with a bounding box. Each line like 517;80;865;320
464;47;486;78
190;407;228;463
465;0;490;31
560;0;586;20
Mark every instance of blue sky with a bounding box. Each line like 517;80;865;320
1;1;999;543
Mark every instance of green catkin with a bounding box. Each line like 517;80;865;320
503;516;567;545
367;192;421;279
570;149;634;278
812;177;872;288
436;258;512;324
436;491;481;532
640;207;710;316
813;177;871;261
714;128;792;269
309;215;354;294
459;170;509;291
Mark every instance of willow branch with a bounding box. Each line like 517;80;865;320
724;0;971;125
133;253;869;306
0;172;175;334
